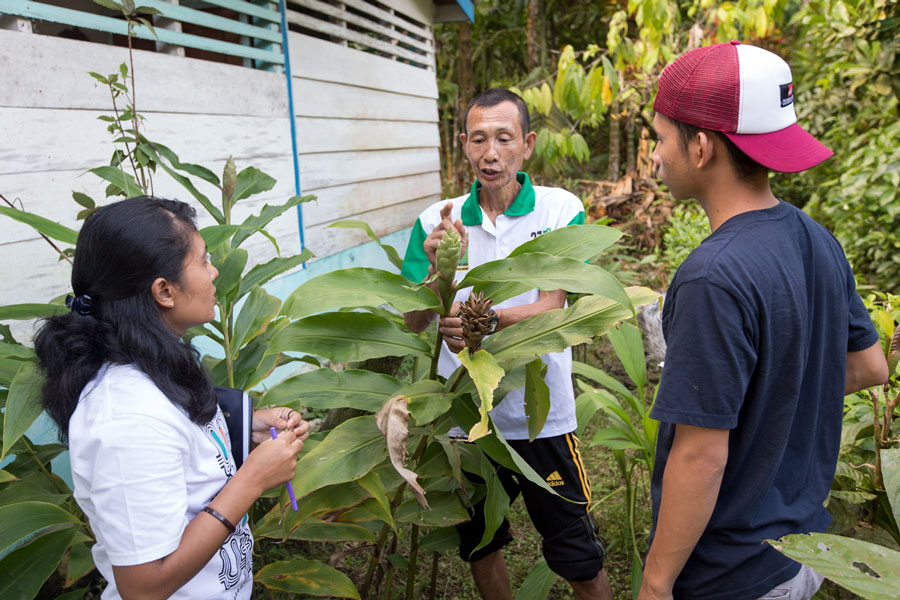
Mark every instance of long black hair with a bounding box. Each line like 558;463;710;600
34;196;217;441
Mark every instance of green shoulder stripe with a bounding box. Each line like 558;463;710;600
567;211;585;226
400;218;430;283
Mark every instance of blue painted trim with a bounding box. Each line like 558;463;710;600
278;0;305;256
455;0;475;22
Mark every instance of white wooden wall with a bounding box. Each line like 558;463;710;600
291;31;442;258
0;10;443;322
0;29;296;314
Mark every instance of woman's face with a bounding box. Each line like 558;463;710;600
161;230;218;336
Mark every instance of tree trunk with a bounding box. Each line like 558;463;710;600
456;20;474;191
608;99;621;182
626;110;636;174
527;0;539;71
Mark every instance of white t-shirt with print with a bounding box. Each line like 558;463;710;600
68;364;253;599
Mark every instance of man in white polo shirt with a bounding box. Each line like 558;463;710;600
402;89;611;600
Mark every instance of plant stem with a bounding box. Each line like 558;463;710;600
361;484;408;599
108;86;141;188
428;552;439;599
218;302;235;388
125;21;146;191
882;386;898;442
405;524;419;600
428;320;443;381
22;437;67;495
0;193;73;265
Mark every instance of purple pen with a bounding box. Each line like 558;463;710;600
270;426;298;511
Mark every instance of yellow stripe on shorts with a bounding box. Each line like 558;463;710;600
565;433;591;504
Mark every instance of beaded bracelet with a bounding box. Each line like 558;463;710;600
202;506;236;533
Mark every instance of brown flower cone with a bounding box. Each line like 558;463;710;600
460;291;494;352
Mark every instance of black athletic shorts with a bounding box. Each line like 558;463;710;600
455;432;606;582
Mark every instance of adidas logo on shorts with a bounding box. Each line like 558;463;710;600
545;470;565;487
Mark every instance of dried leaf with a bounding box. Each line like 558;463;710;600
888;324;900;375
376;395;428;509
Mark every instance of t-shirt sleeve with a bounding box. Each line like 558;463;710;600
87;412;190;566
555;193;585;228
845;264;879;352
651;280;758;430
400;217;430;283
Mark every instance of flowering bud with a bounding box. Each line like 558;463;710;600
436;227;461;282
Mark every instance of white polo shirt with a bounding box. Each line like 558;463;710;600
401;172;584;440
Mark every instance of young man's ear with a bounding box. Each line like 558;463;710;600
693;130;717;169
151;277;175;309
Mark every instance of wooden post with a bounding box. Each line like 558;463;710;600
0;14;33;33
153;0;185;57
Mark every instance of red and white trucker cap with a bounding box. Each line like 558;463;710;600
654;41;832;173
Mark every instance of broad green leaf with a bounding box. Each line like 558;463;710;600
463;253;632;308
2;443;66;479
0;527;80;600
264;368;401;412
0;303;68;321
200;224;241;251
212;247;248;303
829;490;878;504
591;428;643;451
149;141;219;185
328;220;403;271
287;520;374;543
2;362;45;460
140;144;222;223
255;559;360;598
523;358;550;442
289;416;387;498
879;448;900;528
55;588;88;600
573;361;637;403
278;482;371;538
419;526;460;552
268;312;431;362
457;349;505;441
231;286;281;355
508;224;621;260
485;288;659;367
608;321;647;394
0;470;17;483
65;541;95;587
0;501;81;556
231;166;276;205
768;533;900;599
449;395;565;499
395;490;469;527
89;166;143;198
0;207;78;245
472;454;510;554
71;192;95;209
0;474;70;508
232;195;316;248
0;343;34;359
403;380;453;425
281;268;440;319
238;251;314;299
574;390;608;437
631;552;644;600
356;470;395;533
515;559;558;600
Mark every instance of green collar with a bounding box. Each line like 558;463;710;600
461;172;536;226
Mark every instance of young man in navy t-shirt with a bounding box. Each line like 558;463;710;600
639;42;888;600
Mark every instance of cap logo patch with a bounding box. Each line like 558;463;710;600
780;82;794;107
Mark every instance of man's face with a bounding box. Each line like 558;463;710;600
461;101;536;192
652;113;696;201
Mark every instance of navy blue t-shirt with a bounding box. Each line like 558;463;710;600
649;201;878;600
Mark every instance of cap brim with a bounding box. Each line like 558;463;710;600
724;124;833;173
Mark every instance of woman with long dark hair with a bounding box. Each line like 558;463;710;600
35;196;308;599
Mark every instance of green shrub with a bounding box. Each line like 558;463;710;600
661;204;709;277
